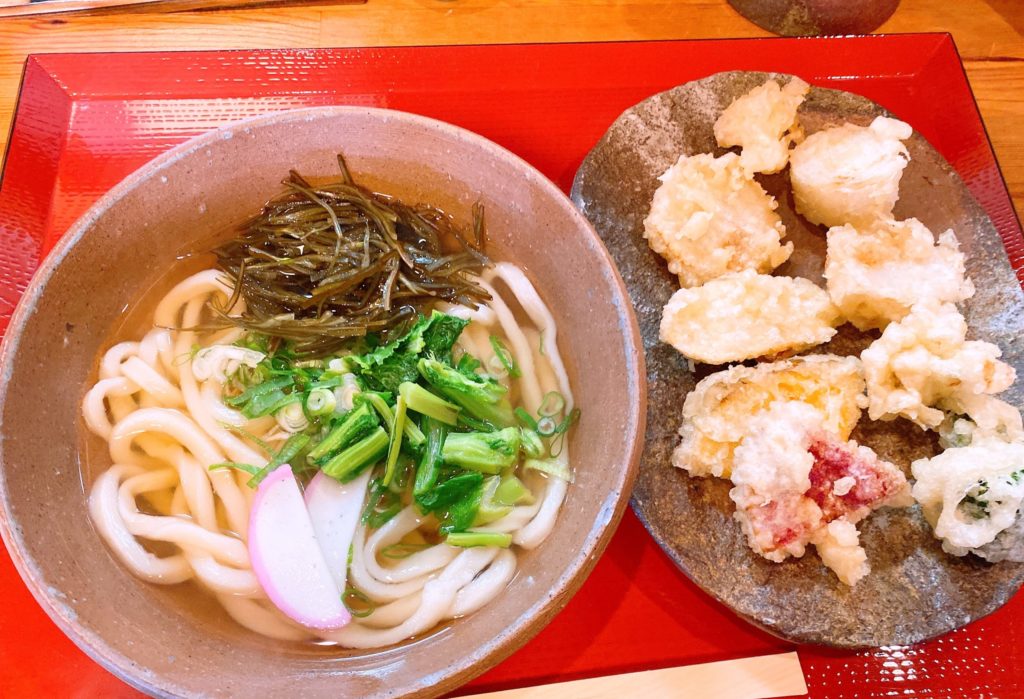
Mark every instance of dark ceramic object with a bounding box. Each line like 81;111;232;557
0;107;646;697
727;0;900;36
571;71;1024;648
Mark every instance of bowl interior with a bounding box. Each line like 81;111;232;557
0;107;644;698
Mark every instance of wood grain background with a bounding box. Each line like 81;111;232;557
0;0;1020;213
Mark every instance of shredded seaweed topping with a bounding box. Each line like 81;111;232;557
212;155;492;357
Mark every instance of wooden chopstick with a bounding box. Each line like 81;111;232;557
460;651;807;699
0;0;365;19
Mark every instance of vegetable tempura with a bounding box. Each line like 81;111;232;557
861;300;1016;430
714;76;810;175
790;116;912;228
672;355;865;479
824;218;974;331
659;270;840;364
643;152;792;288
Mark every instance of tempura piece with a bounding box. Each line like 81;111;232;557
939;400;1024;449
714;76;810;175
730;401;911;585
824;218;975;331
790;116;913;228
912;435;1024;562
813;520;869;588
643;152;792;288
861;300;1016;430
659;270;840;364
672;354;865;478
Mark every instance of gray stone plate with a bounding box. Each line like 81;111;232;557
570;71;1024;648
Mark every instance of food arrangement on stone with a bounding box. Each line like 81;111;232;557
572;70;1024;646
643;75;1024;587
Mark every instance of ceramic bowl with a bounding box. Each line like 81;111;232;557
0;107;646;698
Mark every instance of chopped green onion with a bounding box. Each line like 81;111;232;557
446;531;512;548
555;407;581;435
322;427;389;482
219;422;273;454
208;462;261;476
489;335;521;378
276;401;309;432
382;394;407;487
538;391;565;417
514;407;538;430
342;587;376;618
380;542;430;560
305;387;338;417
246;433;311;488
536;416;557;437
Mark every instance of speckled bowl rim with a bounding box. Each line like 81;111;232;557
0;106;647;698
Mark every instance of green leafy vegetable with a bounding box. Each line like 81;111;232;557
382;394;407;486
356;391;425;448
414;417;447;497
322;427;389;482
418;358;514;428
308;402;379;462
494;474;534;506
361;473;403;528
441;427;521;474
455;353;481;378
400;381;460;426
524;457;572;482
474;476;513;525
416;471;483;513
519;429;544;459
422;312;470;360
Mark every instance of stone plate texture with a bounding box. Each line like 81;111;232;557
570;70;1024;648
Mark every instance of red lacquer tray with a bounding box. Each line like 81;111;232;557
1;35;1023;699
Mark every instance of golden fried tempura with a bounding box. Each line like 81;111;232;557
660;270;840;364
824;218;974;331
861;300;1016;430
714;76;810;175
643;152;792;288
790;116;912;228
672;354;865;479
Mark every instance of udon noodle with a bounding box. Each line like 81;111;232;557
82;262;573;647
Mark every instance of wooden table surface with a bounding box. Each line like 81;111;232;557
0;0;1021;219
